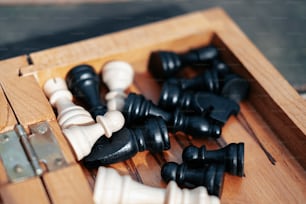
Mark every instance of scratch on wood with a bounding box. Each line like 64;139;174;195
237;113;277;165
123;160;143;183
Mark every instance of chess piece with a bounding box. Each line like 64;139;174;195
43;77;94;129
182;143;244;177
94;166;220;204
158;83;240;125
66;64;107;119
102;61;134;111
213;60;249;102
148;46;218;79
161;162;225;197
62;111;125;161
123;93;172;124
171;110;221;138
83;116;170;168
166;69;220;93
123;93;221;138
220;73;249;102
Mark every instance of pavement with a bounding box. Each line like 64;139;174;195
0;1;305;92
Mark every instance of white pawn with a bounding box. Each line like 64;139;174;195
62;111;125;161
102;61;134;111
43;77;94;129
93;167;220;204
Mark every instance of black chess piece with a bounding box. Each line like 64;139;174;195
148;45;219;79
182;143;244;177
166;68;220;93
213;60;249;102
221;73;250;102
83;116;170;168
159;83;240;125
123;93;221;138
161;162;225;197
123;93;172;124
171;109;221;138
66;64;107;119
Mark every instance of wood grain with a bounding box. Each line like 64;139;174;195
0;55;28;80
0;7;305;204
204;8;306;169
0;178;50;204
0;85;17;133
42;164;93;204
0;75;55;127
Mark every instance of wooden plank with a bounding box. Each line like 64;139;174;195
0;85;17;133
0;178;50;204
20;13;213;86
0;75;55;126
0;55;28;80
202;8;306;169
42;164;93;204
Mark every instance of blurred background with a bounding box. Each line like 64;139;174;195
0;0;305;96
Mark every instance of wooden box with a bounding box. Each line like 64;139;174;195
0;8;305;204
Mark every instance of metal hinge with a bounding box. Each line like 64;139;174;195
0;121;68;183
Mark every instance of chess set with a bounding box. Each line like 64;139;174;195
0;8;305;204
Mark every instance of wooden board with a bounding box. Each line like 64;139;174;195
0;7;305;204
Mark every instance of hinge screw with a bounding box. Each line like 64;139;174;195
0;135;9;143
36;124;48;134
55;158;64;166
14;164;24;173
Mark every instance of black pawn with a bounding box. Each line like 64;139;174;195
167;68;220;93
159;83;240;125
171;110;221;139
221;73;249;102
148;45;219;79
182;143;244;177
213;60;249;102
66;64;107;119
123;93;221;138
84;116;170;168
122;93;172;124
161;162;225;197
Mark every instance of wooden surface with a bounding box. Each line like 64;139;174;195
0;86;17;133
43;164;93;204
0;7;305;204
0;178;50;204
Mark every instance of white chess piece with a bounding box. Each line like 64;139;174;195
93;167;220;204
43;77;94;129
62;111;125;161
102;61;134;111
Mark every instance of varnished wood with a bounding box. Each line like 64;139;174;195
0;55;28;80
0;86;16;133
204;8;306;169
0;178;50;204
0;7;305;204
42;164;93;204
0;75;55;127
